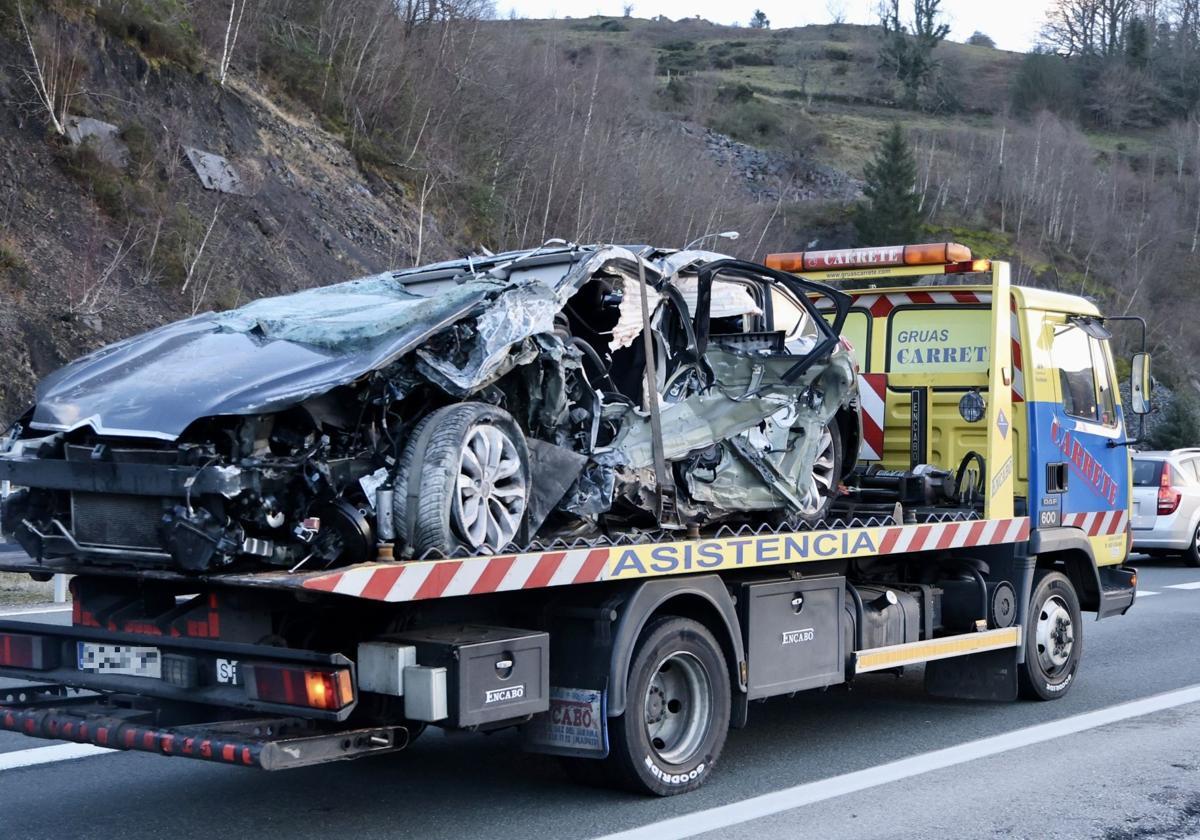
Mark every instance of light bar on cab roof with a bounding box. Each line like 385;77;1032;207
765;242;973;272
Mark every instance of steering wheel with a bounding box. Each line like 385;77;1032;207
955;451;987;506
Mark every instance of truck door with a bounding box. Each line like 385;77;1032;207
1029;316;1129;563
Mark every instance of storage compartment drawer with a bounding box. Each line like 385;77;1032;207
392;625;549;728
740;576;845;700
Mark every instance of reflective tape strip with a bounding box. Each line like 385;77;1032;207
858;373;887;461
1010;296;1025;403
300;518;1032;602
855;626;1021;673
1062;510;1128;536
816;290;989;317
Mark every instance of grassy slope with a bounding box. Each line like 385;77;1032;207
507;17;1151;178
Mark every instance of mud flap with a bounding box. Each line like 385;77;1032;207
924;646;1019;702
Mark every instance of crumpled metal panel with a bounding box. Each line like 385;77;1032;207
416;282;560;394
184;147;251;195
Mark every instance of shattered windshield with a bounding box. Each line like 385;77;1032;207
214;273;491;350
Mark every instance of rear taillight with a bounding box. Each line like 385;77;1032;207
244;664;354;711
1158;464;1181;515
0;633;56;670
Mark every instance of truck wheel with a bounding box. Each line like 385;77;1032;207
1018;571;1083;701
795;422;842;524
404;403;530;557
606;617;730;795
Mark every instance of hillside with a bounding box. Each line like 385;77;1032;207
0;2;1196;435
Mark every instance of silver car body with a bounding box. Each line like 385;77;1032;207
1131;448;1200;553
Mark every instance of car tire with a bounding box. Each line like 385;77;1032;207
1018;571;1083;701
399;403;530;558
600;617;730;796
1183;524;1200;568
795;421;843;525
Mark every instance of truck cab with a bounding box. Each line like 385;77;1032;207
768;243;1144;618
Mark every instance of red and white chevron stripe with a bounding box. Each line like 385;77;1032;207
1061;510;1129;536
303;547;611;602
299;517;1032;603
1010;296;1025;403
876;517;1030;554
859;372;886;461
816;290;988;316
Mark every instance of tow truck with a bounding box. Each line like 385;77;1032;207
0;243;1146;795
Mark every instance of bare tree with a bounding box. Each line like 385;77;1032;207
15;2;81;136
218;0;248;87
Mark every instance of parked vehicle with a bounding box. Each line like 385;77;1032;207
1131;449;1200;566
0;242;1143;796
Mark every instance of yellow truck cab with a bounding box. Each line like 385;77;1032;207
768;242;1145;625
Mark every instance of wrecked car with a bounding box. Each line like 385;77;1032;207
0;244;858;572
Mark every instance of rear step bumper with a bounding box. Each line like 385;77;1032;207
0;684;410;770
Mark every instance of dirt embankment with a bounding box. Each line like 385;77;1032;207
0;19;453;426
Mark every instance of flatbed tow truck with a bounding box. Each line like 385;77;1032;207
0;244;1146;794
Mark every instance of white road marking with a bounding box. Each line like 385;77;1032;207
0;743;111;771
596;684;1200;840
1166;581;1200;590
0;606;72;617
1138;591;1161;597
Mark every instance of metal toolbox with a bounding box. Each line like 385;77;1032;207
739;576;846;699
392;625;549;728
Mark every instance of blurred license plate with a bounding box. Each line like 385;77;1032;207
77;642;162;679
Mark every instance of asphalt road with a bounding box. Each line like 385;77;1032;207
1;559;1199;840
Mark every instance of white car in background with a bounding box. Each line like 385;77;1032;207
1132;448;1200;567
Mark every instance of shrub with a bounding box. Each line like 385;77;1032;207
94;1;200;72
1011;51;1079;118
715;82;755;103
710;99;784;143
731;49;775;66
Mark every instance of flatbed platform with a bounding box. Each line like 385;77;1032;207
0;512;1030;603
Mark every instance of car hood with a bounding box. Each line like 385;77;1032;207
29;274;495;441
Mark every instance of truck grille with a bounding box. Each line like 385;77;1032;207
71;493;165;550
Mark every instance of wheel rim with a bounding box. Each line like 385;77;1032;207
644;651;712;766
797;426;836;517
1034;594;1075;674
452;424;526;551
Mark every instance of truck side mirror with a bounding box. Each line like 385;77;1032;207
1130;352;1152;415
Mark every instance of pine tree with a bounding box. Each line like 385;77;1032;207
855;124;921;246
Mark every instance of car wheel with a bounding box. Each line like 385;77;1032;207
401;403;530;558
794;422;842;524
601;617;730;796
1018;571;1083;701
1183;524;1200;568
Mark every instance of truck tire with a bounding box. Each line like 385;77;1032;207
402;403;530;558
604;617;730;796
1018;570;1083;701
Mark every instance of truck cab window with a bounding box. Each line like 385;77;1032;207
1089;336;1117;427
1052;324;1100;423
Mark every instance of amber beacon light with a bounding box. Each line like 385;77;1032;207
765;242;974;272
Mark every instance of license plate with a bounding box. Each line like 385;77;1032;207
523;687;607;757
77;642;162;679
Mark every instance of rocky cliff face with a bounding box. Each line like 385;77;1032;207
0;19;452;426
